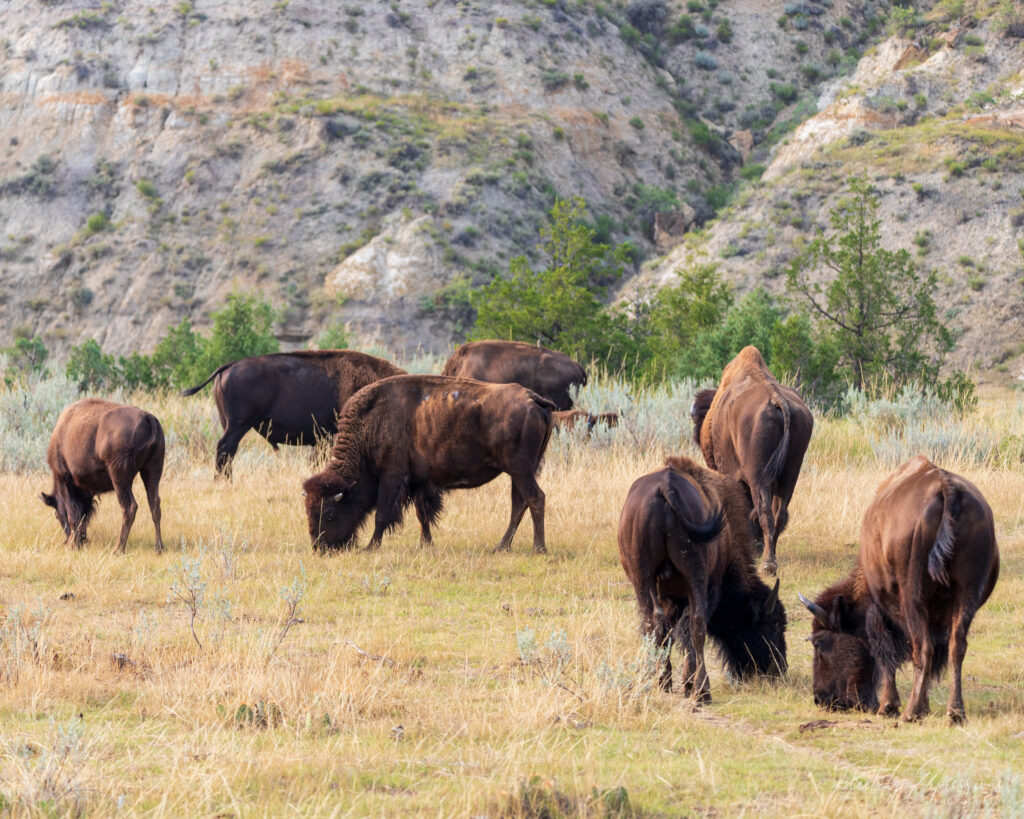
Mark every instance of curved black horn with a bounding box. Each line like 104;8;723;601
764;578;780;613
798;593;829;625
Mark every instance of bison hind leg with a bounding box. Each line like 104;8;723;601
413;486;444;546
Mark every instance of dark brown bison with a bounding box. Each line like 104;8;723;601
442;340;586;411
40;398;165;553
618;455;787;702
182;350;403;476
552;409;620;435
691;346;813;575
303;375;554;553
800;456;999;724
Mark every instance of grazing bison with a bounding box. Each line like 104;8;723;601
552;409;620;435
691;346;813;575
618;455;787;701
800;456;999;724
182;350;403;476
442;340;586;410
41;398;165;553
303;375;554;553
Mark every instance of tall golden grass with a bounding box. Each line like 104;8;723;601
0;381;1022;816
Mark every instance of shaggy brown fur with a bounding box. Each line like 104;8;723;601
183;350;403;476
692;346;813;575
802;456;1000;724
617;455;787;702
41;398;165;553
442;340;586;411
303;375;554;553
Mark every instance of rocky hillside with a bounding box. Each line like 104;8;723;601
1;0;896;357
642;2;1024;377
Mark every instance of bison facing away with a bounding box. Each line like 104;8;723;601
691;345;813;575
801;456;999;724
41;398;165;553
442;340;586;410
303;375;554;553
183;350;403;476
617;455;787;702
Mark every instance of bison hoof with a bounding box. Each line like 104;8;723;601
947;708;965;725
533;545;547;555
493;543;511;553
877;702;900;718
900;710;925;723
694;691;712;706
761;559;777;576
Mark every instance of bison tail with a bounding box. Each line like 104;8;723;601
659;479;725;546
758;393;791;486
530;393;558;413
690;388;717;447
928;482;960;586
180;362;235;396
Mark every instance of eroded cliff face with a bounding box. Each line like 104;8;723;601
0;0;887;357
641;12;1024;374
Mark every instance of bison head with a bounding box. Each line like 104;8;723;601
801;593;878;713
40;484;94;546
302;473;374;551
40;491;71;537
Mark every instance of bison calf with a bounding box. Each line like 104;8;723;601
618;456;787;702
801;456;999;724
303;375;554;553
41;398;165;553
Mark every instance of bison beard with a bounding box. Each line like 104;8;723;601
618;456;787;702
802;456;999;724
303;375;554;553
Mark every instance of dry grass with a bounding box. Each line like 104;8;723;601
1;384;1023;816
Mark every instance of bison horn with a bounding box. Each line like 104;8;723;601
798;593;829;625
764;578;780;613
333;491;345;502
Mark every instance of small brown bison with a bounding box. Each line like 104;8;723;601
691;346;813;575
183;350;403;476
303;375;554;553
618;455;787;702
800;456;999;724
551;409;620;435
442;340;586;411
41;398;165;553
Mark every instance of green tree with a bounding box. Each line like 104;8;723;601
148;317;208;390
4;334;49;377
644;261;733;380
787;176;953;392
66;339;116;391
202;291;279;369
471;198;635;367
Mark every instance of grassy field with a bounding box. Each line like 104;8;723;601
1;378;1023;817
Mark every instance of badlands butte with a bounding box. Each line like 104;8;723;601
0;0;1022;373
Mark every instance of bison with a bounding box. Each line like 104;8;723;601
618;455;787;702
800;456;999;724
552;409;620;435
691;346;813;575
182;350;403;476
41;398;165;553
303;375;554;553
442;340;586;410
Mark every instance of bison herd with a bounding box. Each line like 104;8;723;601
36;341;1000;724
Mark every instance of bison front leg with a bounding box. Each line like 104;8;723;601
687;604;711;704
367;474;406;551
877;667;902;717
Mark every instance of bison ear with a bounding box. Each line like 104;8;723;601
40;492;57;509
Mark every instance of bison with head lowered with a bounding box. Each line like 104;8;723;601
618;455;787;702
801;455;999;724
303;375;554;553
